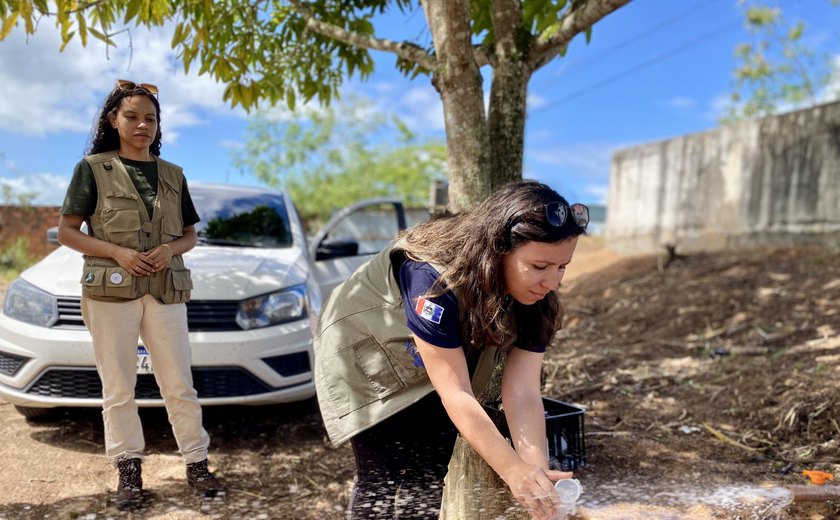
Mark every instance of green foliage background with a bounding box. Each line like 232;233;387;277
231;95;447;228
0;236;35;281
723;0;840;122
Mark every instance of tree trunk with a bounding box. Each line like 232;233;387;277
421;0;492;213
488;0;530;190
423;0;531;516
439;359;529;520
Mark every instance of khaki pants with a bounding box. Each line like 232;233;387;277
81;294;210;466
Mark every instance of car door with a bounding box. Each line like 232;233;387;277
310;198;406;301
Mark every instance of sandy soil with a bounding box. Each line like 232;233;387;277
1;238;839;519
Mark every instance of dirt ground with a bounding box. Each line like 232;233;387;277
1;238;839;519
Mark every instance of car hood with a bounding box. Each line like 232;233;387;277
21;245;310;301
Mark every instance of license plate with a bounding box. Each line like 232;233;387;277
137;346;153;374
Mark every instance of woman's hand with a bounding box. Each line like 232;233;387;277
504;464;573;520
143;243;174;273
113;246;156;277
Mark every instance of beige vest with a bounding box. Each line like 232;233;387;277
80;151;192;304
314;241;510;446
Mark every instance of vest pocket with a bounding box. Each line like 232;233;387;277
162;217;184;242
102;208;141;248
159;268;192;304
81;266;135;299
321;336;405;418
81;267;106;297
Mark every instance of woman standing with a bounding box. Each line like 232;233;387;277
314;180;588;519
58;80;218;510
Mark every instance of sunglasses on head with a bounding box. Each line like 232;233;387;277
512;201;590;230
545;201;589;229
115;79;159;96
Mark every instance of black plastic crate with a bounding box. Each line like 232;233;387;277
483;396;586;471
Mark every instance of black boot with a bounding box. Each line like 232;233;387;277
115;458;143;510
186;459;221;496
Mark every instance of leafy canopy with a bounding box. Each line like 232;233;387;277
0;0;599;111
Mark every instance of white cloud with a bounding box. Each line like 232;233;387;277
360;82;444;133
707;93;731;122
528;93;549;109
0;31;104;135
0;22;235;141
399;86;445;131
528;142;633;204
584;183;609;203
1;173;70;206
665;96;697;109
531;142;619;177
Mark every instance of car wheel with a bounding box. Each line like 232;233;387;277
13;405;55;419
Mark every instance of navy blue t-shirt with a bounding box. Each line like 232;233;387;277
399;260;546;353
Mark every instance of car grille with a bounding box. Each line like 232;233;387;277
26;367;287;399
55;298;84;328
54;297;241;332
0;351;29;376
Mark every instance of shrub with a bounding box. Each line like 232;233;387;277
0;236;36;281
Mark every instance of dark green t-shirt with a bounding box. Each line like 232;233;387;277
61;156;200;227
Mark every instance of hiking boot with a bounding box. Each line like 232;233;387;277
186;459;220;496
115;458;143;510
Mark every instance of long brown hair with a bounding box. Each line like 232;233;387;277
86;84;163;156
399;180;586;350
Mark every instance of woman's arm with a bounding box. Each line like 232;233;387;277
501;348;551;468
413;336;567;520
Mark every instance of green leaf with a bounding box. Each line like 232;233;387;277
124;0;141;23
523;0;558;33
59;30;75;52
88;27;111;45
0;12;18;40
76;11;87;46
171;22;187;46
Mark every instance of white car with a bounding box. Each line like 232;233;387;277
0;183;406;417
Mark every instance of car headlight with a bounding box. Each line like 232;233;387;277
2;278;58;327
236;285;307;330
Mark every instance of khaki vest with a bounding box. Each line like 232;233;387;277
314;240;510;446
80;151;193;304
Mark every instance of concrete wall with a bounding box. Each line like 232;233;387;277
0;206;60;260
606;101;840;253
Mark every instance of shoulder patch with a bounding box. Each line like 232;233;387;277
415;297;444;324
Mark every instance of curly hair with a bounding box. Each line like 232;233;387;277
399;180;586;351
86;84;162;156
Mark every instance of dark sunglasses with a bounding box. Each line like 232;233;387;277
116;79;159;96
545;201;589;229
512;202;589;230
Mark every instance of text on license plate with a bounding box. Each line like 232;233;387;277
137;346;153;374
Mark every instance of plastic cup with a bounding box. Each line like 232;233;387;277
554;478;582;503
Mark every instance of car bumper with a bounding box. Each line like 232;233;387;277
0;313;316;409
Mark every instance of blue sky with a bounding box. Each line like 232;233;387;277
0;0;838;208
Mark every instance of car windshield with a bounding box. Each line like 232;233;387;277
190;186;293;248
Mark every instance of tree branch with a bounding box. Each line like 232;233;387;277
527;0;632;72
287;0;436;71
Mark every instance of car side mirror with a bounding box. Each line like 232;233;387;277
315;238;359;261
46;226;59;247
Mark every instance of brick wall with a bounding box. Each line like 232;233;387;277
0;206;61;260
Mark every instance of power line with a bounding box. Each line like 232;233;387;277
533;19;742;114
533;0;725;95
